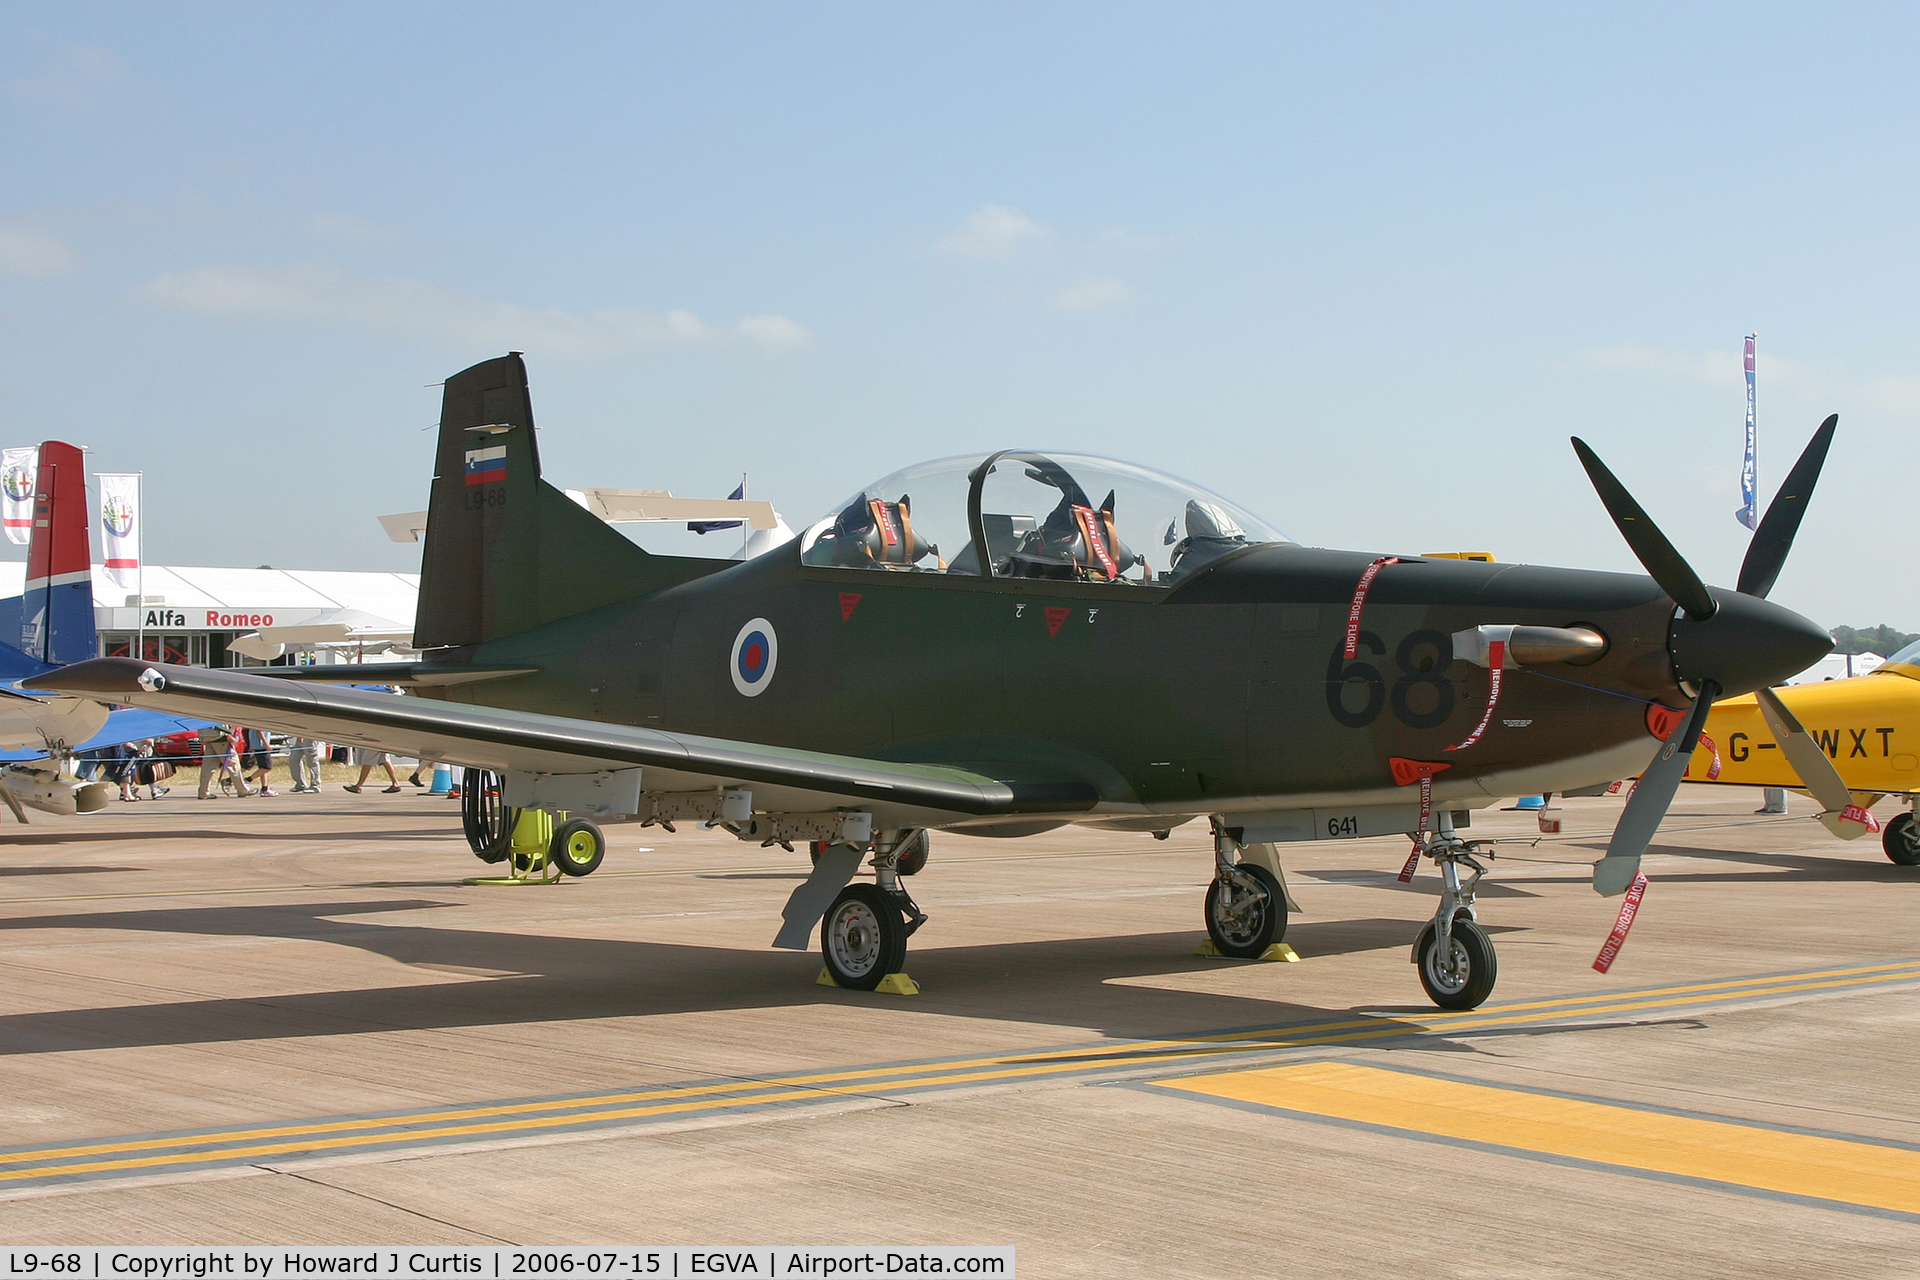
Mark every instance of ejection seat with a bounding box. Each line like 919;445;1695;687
1164;499;1258;580
1000;489;1143;582
801;494;944;570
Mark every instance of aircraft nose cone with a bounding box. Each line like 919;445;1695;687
1669;590;1832;696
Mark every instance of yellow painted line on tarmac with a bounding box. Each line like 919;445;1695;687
9;957;1920;1168
1156;1061;1920;1216
0;1085;850;1184
4;958;1920;1186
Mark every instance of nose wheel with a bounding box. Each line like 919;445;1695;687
1415;912;1497;1009
1408;829;1499;1009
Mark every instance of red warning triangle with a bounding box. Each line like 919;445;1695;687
839;592;862;622
1045;606;1071;638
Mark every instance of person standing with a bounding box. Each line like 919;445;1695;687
344;747;402;794
110;741;140;801
287;737;321;793
197;725;251;798
240;727;277;796
136;740;170;799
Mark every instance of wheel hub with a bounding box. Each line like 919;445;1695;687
1212;875;1268;946
830;902;883;976
1427;939;1469;992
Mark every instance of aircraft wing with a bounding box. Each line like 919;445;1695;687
24;658;1099;819
0;706;215;762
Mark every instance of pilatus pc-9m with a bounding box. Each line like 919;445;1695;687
31;355;1835;1008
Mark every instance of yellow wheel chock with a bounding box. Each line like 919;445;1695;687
816;967;921;994
1194;939;1301;962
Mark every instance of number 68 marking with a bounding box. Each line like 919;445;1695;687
1324;629;1456;729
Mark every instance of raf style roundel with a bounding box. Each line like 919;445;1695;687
730;617;778;697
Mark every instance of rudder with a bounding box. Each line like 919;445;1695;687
21;441;96;665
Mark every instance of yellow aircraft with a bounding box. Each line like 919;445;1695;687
1682;641;1920;865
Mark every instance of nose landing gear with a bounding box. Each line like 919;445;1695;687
1409;822;1498;1009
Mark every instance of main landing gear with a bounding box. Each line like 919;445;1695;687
1408;814;1498;1009
820;832;928;990
1883;807;1920;866
1206;824;1288;958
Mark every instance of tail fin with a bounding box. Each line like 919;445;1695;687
414;354;668;649
21;441;96;665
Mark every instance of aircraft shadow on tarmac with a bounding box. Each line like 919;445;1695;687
0;826;447;846
1301;868;1540;898
0;899;1522;1056
1509;840;1920;885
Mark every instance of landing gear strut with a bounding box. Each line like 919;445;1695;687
819;832;928;990
1204;823;1288;958
1409;813;1498;1009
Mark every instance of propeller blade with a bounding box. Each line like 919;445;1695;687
1570;438;1717;620
1737;415;1838;599
1593;680;1719;895
1753;684;1873;841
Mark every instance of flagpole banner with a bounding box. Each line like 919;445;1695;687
1736;334;1757;530
1;447;36;546
98;473;141;592
688;478;747;534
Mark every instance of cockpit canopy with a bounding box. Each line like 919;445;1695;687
799;451;1288;586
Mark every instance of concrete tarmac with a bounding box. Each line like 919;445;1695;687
0;783;1917;1276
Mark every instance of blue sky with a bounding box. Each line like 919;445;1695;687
2;3;1916;630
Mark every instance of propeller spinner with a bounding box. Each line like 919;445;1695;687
1573;416;1838;895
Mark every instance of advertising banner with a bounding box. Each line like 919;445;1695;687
98;472;141;592
1;445;36;545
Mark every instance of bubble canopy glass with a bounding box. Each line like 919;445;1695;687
799;451;1288;586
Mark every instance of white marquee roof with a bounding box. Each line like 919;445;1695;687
0;563;419;626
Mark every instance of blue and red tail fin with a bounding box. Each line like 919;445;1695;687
20;441;96;666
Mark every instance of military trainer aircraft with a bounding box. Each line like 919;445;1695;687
27;355;1835;1008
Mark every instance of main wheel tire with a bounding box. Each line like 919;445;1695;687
1883;811;1920;865
821;884;908;990
461;768;514;863
1204;863;1287;958
1415;915;1498;1010
896;829;930;877
551;818;606;876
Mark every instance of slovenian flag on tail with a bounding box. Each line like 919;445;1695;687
464;446;508;486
